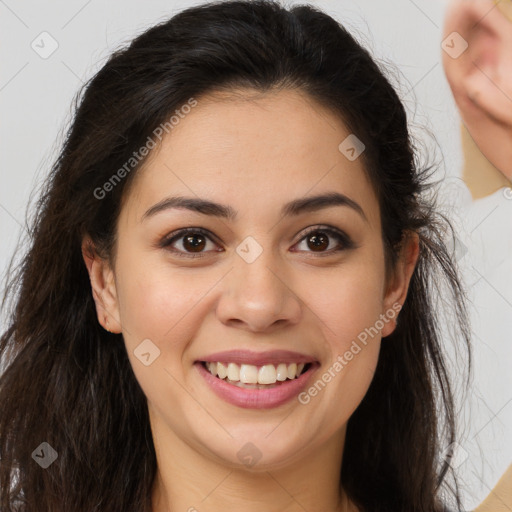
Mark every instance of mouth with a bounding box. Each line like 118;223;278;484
194;358;320;409
200;361;313;389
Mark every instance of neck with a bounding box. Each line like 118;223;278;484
461;123;511;200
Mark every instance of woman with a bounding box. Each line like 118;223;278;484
0;1;471;511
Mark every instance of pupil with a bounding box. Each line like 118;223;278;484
309;232;328;251
185;234;205;252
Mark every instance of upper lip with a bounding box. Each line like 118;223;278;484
196;349;317;366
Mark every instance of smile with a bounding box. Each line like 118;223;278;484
204;361;310;386
195;360;319;409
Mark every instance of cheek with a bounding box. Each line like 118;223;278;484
116;263;212;413
294;260;385;439
118;271;171;334
306;255;386;346
304;253;386;395
115;258;206;365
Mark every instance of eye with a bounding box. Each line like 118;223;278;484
159;225;355;259
159;227;220;259
292;226;355;256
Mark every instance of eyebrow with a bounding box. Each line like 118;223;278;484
141;191;368;223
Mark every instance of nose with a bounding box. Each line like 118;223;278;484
215;248;302;333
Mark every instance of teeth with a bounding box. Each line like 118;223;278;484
227;363;240;381
287;363;297;379
205;361;309;384
258;364;276;384
240;364;258;384
276;363;288;381
217;362;227;379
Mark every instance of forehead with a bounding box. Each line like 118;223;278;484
121;88;380;228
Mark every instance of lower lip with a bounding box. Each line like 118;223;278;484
195;362;319;409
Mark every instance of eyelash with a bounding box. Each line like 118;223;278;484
159;225;355;259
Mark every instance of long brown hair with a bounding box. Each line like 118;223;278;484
0;1;470;511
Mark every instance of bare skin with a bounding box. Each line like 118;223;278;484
443;0;512;192
82;88;419;512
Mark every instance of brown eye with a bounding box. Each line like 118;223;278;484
305;231;330;251
293;226;354;255
182;233;207;252
160;228;220;259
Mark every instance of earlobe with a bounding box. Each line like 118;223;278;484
81;236;122;333
381;232;420;338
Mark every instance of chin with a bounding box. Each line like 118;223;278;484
196;426;317;471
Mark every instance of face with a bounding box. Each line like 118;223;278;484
442;0;512;179
84;88;416;471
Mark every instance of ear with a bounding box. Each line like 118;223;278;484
81;236;122;333
381;232;420;338
442;0;512;179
